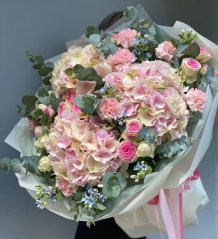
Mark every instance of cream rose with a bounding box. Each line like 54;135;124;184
38;156;52;172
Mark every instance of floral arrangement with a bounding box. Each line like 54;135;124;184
1;5;218;238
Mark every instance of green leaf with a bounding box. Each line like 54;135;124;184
102;173;121;199
22;95;38;112
138;127;157;144
101;35;118;57
155;136;192;159
95;203;106;211
31;109;43;119
21;155;40;175
40;114;50;125
33;63;43;70
49;93;62;112
74;95;100;115
73;64;103;89
0;157;23;173
89;34;101;47
86;26;100;38
116;172;127;190
38;66;53;77
37;86;49;97
182;43;200;58
73;96;85;109
73;191;83;202
64;68;74;76
38;96;50;105
43;75;52;85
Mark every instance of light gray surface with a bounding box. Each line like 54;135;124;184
0;0;217;238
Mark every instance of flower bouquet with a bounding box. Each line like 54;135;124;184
1;5;218;239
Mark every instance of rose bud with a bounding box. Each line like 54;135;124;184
38;156;52;172
136;142;155;158
38;104;54;117
196;47;211;63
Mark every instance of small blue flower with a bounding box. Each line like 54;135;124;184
134;162;142;171
35;200;44;209
82;194;96;208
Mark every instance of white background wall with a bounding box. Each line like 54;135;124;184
0;0;217;238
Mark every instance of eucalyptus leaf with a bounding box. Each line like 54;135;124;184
95;203;106;211
89;34;101;47
64;68;74;76
22;95;38;112
101;35;118;57
102;173;122;199
138;127;157;144
31;109;43;119
21;155;40;175
0;157;23;173
49;93;62;112
40;114;50;125
86;26;100;38
43;75;52;85
74;95;100;115
116;172;127;190
73;64;103;89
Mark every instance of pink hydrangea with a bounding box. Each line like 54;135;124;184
56;178;77;197
155;41;176;62
118;141;137;161
98;98;122;120
185;88;206;112
108;48;136;66
112;28;138;48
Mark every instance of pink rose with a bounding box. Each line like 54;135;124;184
108;48;136;66
155;41;176;62
185;88;206;112
126;120;142;136
112;28;138;48
181;58;201;77
196;47;211;63
98;98;121;120
118;141;137;161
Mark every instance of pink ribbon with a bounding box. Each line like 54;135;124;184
148;169;200;239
